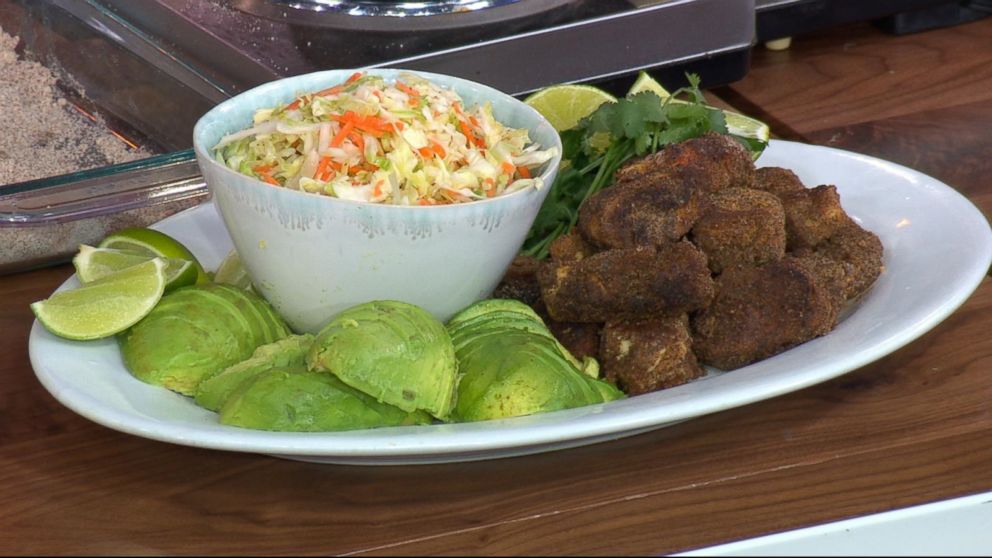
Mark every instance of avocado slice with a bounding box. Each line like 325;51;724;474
119;284;291;395
447;302;624;423
447;299;594;377
219;365;432;432
195;334;314;411
307;300;459;420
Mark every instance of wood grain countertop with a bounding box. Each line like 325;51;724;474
4;17;992;556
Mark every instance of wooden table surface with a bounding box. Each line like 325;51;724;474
4;18;992;556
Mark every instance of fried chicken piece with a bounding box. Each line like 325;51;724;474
491;255;543;309
547;320;602;362
538;241;715;323
779;184;854;250
691;187;786;274
615;132;755;193
578;174;704;249
600;314;705;395
789;251;853;310
753;166;806;197
549;230;597;262
810;220;884;301
691;256;841;370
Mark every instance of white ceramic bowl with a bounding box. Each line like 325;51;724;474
193;69;562;333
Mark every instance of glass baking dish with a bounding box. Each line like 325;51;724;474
0;0;222;273
0;152;209;273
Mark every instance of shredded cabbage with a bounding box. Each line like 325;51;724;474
213;71;558;205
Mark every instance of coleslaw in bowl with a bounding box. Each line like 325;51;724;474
212;71;556;206
193;69;562;333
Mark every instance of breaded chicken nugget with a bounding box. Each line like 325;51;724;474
538;241;715;323
547;320;602;362
691;187;786;273
780;184;854;250
600;314;705;395
616;132;756;192
578;175;704;249
812;220;884;301
691;256;840;370
549;230;597;262
492;255;543;309
753;166;806;197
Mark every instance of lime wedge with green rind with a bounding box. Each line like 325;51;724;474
99;228;209;285
524;84;617;132
31;258;167;341
73;245;196;292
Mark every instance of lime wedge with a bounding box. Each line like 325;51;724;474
213;249;253;291
524;84;617;132
627;71;671;98
73;245;196;291
31;258;167;341
99;227;209;285
725;110;771;144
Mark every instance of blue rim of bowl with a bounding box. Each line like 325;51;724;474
192;68;563;210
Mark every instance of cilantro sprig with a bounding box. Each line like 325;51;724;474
521;74;759;259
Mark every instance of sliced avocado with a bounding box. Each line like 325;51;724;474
447;308;624;422
219;365;433;432
119;284;291;396
211;284;279;344
307;300;458;420
156;287;257;357
447;299;591;377
446;298;545;329
120;312;244;395
195;334;314;411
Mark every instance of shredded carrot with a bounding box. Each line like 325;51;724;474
418;199;433;206
315;156;333;181
255;167;279;186
396;81;420;98
418;146;434;159
315;85;343;97
331;121;354;148
349;131;365;153
346;71;364;84
396;82;421;107
516;165;531;178
500;161;515;175
431;141;446;158
373;180;384;198
484;177;497;197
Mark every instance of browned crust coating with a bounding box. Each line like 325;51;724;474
691;257;841;370
810;220;884;300
600;315;704;395
492;255;543;309
691;188;787;274
549;230;597;262
537;241;715;323
578;175;704;249
546;320;602;362
753;166;806;197
780;184;854;250
616;132;756;193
